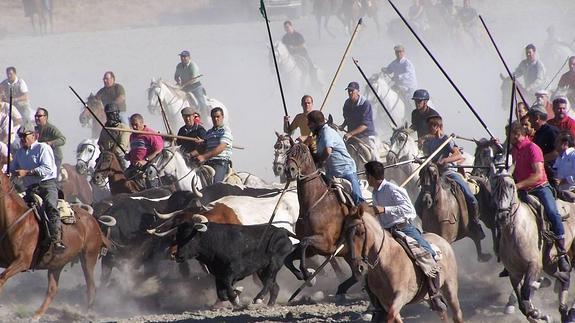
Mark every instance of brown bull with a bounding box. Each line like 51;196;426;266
0;172;111;320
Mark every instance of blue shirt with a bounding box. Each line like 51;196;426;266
343;95;377;138
553;147;575;191
384;57;418;92
372;180;417;228
11;141;57;187
205;125;233;161
423;134;455;164
316;124;356;178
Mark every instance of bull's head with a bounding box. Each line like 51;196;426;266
171;214;209;262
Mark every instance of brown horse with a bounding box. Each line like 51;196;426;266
345;209;463;323
418;163;492;262
92;150;140;194
0;172;111;320
284;143;359;296
79;94;106;139
58;163;93;204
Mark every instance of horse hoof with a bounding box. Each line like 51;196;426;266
305;269;316;287
361;312;373;321
335;294;348;304
504;305;515;314
234;286;244;295
253;298;264;305
478;253;492;263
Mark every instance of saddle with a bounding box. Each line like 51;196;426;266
391;229;441;278
25;193;77;225
522;194;570;241
195;164;244;187
331;177;356;207
436;174;468;226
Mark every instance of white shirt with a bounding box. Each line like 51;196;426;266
372;179;417;229
0;102;22;142
0;77;29;101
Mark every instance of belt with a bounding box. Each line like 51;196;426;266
390;221;410;231
206;159;230;166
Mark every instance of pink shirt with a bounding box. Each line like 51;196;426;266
128;126;164;164
511;137;547;190
548;116;575;139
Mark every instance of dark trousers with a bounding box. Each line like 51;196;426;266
184;82;208;112
29;179;61;241
519;184;565;239
206;159;230;184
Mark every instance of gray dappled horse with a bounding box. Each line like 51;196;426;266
385;124;420;200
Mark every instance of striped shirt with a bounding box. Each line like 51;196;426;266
205;125;233;161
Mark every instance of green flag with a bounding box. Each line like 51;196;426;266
259;0;268;21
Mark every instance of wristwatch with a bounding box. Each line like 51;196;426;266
144;157;149;162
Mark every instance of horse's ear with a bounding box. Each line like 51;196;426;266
275;131;281;139
328;114;334;124
288;136;295;147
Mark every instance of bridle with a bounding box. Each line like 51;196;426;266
76;143;97;175
349;217;386;271
493;173;520;225
387;128;412;161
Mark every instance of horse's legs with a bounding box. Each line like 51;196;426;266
470;235;492;263
554;271;571;315
100;254;114;286
386;298;404;323
80;245;100;309
284;245;305;280
33;267;63;320
441;275;464;323
0;254;33;293
518;263;543;319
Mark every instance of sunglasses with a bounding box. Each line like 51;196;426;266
18;132;32;138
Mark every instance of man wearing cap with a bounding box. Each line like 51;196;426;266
124;114;164;183
410;89;439;140
382;45;418;103
548;97;575;138
341;81;378;163
0;67;33;122
557;56;575;104
35;108;66;176
95;71;127;123
190;107;233;184
98;103;130;169
513;44;546;99
177;107;206;158
174;50;208;113
528;103;560;183
11;123;66;251
308;110;364;205
534;89;554;120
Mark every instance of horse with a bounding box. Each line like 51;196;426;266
490;168;575;321
284;143;361;297
75;138;111;203
312;0;341;39
364;73;409;137
79;94;106;139
58;163;93;205
146;78;229;130
271;42;320;92
23;0;52;35
418;163;492;262
385;124;421;200
273;132;292;183
0;172;112;320
345;208;463;323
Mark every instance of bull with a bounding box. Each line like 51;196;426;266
171;214;295;306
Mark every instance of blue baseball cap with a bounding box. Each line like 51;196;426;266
345;82;360;91
179;50;190;57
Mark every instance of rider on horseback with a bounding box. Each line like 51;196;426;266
308;110;364;205
422;114;486;240
98;103;130;170
365;160;446;312
95;71;127;123
124;114;164;188
513;44;546;100
11;123;65;251
410;89;439;140
177;107;206;162
281;21;319;84
340;82;379;161
510;123;570;272
174;50;208;113
284;95;315;147
557;56;575;105
382;45;418;104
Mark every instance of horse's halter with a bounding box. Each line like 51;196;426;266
348;217;385;274
387;128;411;162
92;152;116;187
285;152;320;182
492;173;520;224
273;136;291;177
76;143;96;176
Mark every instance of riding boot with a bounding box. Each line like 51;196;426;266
468;204;486;240
427;274;447;312
555;238;570;272
49;219;66;252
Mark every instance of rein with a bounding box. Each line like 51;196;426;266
352;217;386;270
0;181;34;245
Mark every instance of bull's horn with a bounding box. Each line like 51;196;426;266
192;214;209;224
153;227;177;237
153;208;183;220
194;223;208;232
192;176;203;198
147;228;157;234
98;215;117;227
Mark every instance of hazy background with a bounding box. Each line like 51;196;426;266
1;0;575;321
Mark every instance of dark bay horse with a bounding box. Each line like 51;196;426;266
284;143;359;296
345;208;463;323
418;163;491;262
92;150;140;194
79;94;106;139
0;172;111;320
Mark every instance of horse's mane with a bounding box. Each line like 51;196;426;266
286;143;315;170
360;211;386;249
393;123;415;136
492;172;514;203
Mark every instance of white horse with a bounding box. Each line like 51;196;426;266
147;78;230;130
364;72;409;138
271;42;321;92
385;125;421;201
75;138;111;202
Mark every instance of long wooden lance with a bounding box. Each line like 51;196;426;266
105;127;245;150
478;15;528;105
157;94;173;136
6;87;13;174
352;57;398;128
505;77;515;170
320;18;363;112
387;0;495;140
260;0;288;117
399;134;455;187
69;86;128;155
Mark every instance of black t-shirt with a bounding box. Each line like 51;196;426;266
411;107;439;138
177;124;207;152
533;123;559;155
282;32;305;54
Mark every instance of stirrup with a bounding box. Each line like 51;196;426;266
53;242;66;252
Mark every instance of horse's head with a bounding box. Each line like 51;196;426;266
387;124;417;165
92;151;118;187
79;93;102;127
419;163;440;209
472;138;505;177
147;78;162;114
285;143;315;181
273;131;292;182
76;139;100;176
490;168;517;222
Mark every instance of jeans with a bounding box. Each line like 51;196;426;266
445;171;478;207
184;82;208;112
519;184;565;239
396;223;436;257
207;159;230;184
341;172;364;205
30;179;61;240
